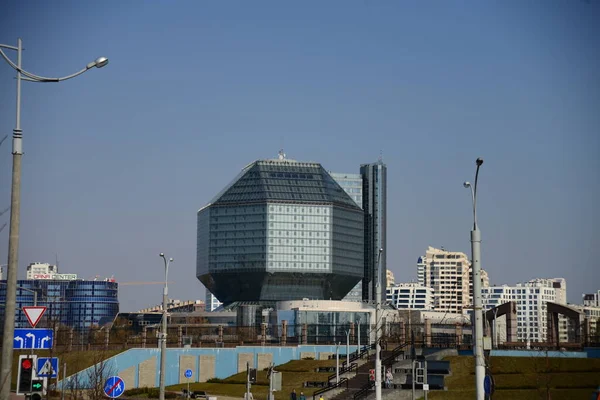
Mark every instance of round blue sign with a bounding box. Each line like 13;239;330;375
185;369;193;379
484;375;494;395
104;376;125;398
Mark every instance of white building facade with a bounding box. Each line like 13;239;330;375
26;262;58;279
387;283;434;310
417;246;488;313
481;278;568;343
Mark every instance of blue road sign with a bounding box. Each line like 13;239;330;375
37;357;59;378
185;369;193;379
484;375;494;395
104;376;125;398
13;328;53;349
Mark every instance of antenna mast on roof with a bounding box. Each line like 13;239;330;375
278;149;286;160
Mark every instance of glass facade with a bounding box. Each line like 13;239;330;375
329;172;363;207
361;161;387;303
276;309;371;340
197;159;364;304
0;279;119;332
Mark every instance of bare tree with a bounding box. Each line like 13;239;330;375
64;371;82;400
86;350;116;400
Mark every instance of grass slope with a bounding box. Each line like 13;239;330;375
426;356;600;400
166;359;339;400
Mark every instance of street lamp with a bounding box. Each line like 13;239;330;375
375;247;383;400
464;157;485;400
0;38;108;399
159;253;173;400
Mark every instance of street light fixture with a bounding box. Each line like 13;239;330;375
0;38;108;400
158;253;173;400
464;157;485;400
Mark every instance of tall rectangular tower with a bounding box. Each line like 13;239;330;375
360;161;387;303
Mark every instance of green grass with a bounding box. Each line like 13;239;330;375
166;359;339;400
424;356;600;400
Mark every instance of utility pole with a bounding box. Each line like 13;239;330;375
158;254;173;400
346;330;350;366
336;342;340;383
464;158;485;400
245;361;250;400
0;40;107;400
357;318;361;356
375;247;383;400
267;363;274;400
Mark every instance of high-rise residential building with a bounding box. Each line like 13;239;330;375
361;161;387;303
386;269;395;287
481;278;568;343
386;282;434;310
196;153;364;305
418;246;489;313
418;246;471;313
205;291;223;312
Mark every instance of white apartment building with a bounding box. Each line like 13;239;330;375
26;262;58;279
481;278;568;343
205;290;223;312
386;269;395;287
583;290;600;307
387;282;434;310
417;246;488;313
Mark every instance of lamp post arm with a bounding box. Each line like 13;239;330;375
0;47;91;82
473;165;481;230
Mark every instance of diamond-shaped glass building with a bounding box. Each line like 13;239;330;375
197;156;364;305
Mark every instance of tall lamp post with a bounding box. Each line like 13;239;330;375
0;38;108;399
464;157;485;400
159;253;173;400
375;247;383;400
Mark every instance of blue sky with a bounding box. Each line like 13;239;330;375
1;1;598;311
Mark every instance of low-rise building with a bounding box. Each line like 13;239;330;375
387;283;434;310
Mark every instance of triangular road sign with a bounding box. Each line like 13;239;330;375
23;306;46;328
39;359;54;376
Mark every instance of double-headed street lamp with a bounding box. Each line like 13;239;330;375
464;157;485;400
158;253;173;400
0;38;108;399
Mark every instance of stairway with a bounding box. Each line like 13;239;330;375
327;343;410;400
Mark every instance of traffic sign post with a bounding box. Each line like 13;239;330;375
13;328;54;349
185;369;193;398
104;376;125;398
23;306;47;328
37;357;59;378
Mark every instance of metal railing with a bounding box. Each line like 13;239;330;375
312;377;348;400
327;362;358;383
353;380;374;400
